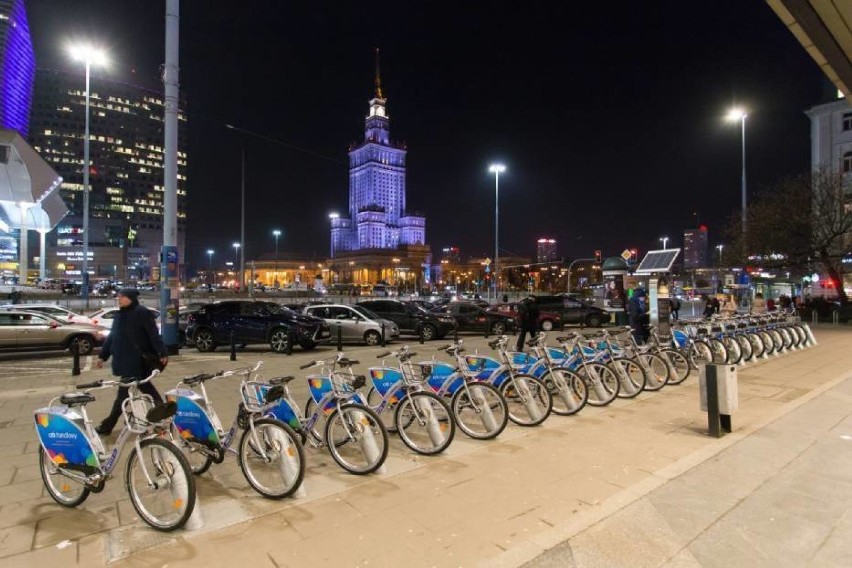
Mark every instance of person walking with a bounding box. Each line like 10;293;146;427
669;296;681;320
628;288;649;344
751;292;767;314
702;295;715;319
515;295;540;351
95;289;168;435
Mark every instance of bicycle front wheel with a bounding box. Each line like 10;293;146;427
125;438;196;531
395;391;455;455
325;404;388;474
659;349;690;385
239;418;305;499
39;445;90;507
578;362;619;406
723;337;742;364
610;358;645;398
543;367;588;415
451;382;508;440
499;374;552;427
637;352;669;391
708;338;728;364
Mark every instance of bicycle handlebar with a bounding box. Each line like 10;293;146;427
299;361;318;370
77;369;160;390
75;380;103;389
376;351;391;359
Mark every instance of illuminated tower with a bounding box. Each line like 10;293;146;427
0;0;35;136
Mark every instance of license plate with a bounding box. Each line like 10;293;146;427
321;330;330;337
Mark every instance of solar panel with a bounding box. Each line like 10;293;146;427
635;249;680;274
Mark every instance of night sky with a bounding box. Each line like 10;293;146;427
27;1;831;271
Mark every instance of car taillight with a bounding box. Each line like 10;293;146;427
92;319;99;325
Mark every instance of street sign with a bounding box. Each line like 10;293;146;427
484;257;491;266
621;249;632;261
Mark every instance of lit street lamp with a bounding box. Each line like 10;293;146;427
726;107;748;234
272;229;281;286
328;212;339;258
206;249;214;284
232;242;241;287
68;44;107;307
716;244;724;266
659;236;669;250
488;163;506;300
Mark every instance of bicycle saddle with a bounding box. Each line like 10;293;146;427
268;376;297;386
60;392;96;406
556;334;577;342
338;358;360;367
525;338;538;347
263;385;284;404
488;339;502;349
183;373;214;386
351;375;366;390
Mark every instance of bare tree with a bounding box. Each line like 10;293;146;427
724;168;851;305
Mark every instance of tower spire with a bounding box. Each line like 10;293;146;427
374;47;383;99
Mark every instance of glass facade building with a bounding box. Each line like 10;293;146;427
0;0;34;137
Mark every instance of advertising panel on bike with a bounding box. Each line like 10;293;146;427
368;368;406;402
164;390;220;445
34;408;100;471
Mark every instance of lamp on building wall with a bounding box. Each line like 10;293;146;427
68;43;107;307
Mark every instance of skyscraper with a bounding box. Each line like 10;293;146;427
536;238;558;263
331;50;426;255
0;0;35;137
29;68;187;278
683;225;709;268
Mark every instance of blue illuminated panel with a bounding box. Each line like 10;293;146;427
0;0;35;137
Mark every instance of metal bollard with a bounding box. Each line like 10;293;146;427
380;323;386;347
286;328;294;356
337;326;343;352
71;342;81;376
230;330;237;361
419;323;425;345
454;325;459;343
812;310;818;325
833;310;839;326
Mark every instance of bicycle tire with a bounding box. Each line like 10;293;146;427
769;329;784;353
451;382;508;440
659;349;690;385
735;335;753;362
723;337;742;365
239;418;304;499
303;397;327;444
542;367;588;415
792;325;807;346
692;340;714;366
779;327;794;350
748;332;765;358
39;445;90;507
758;331;775;354
366;386;401;433
125;438;196;531
708;338;728;364
610;358;645;398
394;391;455;455
637;352;669;391
325;403;388;474
499;374;552;427
578;362;619;406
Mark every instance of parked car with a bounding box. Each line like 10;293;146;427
89;307;161;330
533;295;611;327
302;304;399;345
178;304;206;347
431;302;516;335
186;300;331;353
0;303;93;325
489;302;563;331
357;299;457;341
0;310;108;354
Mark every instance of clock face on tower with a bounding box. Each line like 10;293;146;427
375;106;384;117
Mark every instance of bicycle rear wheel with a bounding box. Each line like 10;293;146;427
578;362;619;406
499;374;552;427
691;340;714;366
125;438;196;531
451;382;508;440
39;445;90;507
543;367;588;415
395;391;455;455
239;418;304;499
611;358;645;398
325;403;388;474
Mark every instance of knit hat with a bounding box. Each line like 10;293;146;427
117;288;140;303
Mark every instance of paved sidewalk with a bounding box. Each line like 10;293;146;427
0;327;850;567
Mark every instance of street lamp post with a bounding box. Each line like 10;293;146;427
659;236;669;250
206;249;214;285
232;242;240;289
726;108;748;234
69;45;106;308
272;229;281;287
488;163;506;301
716;244;724;266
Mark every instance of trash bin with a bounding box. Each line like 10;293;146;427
699;364;738;436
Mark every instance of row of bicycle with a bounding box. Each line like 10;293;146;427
32;311;814;532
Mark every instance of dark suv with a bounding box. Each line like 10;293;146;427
186;300;331;353
533;295;611;327
356;299;457;341
431;302;516;335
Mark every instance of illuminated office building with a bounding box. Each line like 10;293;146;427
536;238;558;263
29;68;187;278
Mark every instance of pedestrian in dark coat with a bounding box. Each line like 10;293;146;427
95;289;168;434
628;288;649;344
515;296;540;351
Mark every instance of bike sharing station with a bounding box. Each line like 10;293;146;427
633;248;681;339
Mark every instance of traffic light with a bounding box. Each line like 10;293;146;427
630;249;638;262
594;250;602;264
